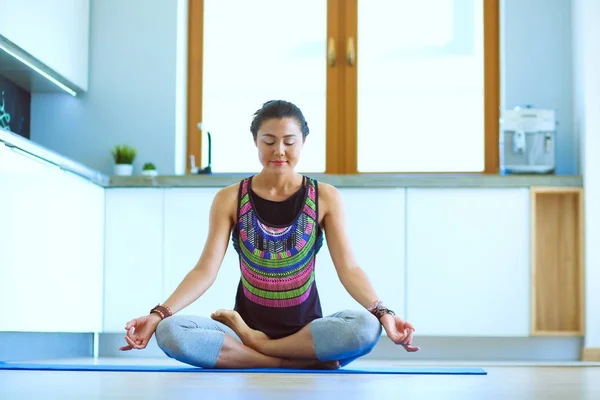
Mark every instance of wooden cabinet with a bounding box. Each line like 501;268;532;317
93;180;586;339
103;188;164;332
530;187;584;336
405;188;531;336
0;145;103;332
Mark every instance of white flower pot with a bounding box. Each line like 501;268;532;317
141;169;158;177
114;164;134;176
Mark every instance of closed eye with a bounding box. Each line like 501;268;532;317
264;142;296;146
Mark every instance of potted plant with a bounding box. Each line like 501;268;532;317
142;162;158;177
111;145;136;176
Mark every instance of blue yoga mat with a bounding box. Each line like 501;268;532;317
0;362;486;375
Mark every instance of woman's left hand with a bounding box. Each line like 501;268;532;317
379;314;420;352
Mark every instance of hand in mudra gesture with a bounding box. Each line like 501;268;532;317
119;314;161;351
380;314;420;352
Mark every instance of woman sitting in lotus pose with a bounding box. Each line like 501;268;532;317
119;100;419;369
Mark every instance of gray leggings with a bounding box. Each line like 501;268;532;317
155;309;382;368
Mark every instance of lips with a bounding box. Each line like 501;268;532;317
271;161;287;165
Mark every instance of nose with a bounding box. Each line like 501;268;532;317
274;141;285;156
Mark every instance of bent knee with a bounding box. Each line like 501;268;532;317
154;316;225;368
346;309;382;351
155;316;184;354
155;316;200;356
311;309;382;361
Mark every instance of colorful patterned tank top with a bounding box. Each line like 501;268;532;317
231;175;324;339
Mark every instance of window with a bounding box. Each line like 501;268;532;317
200;0;326;173
357;0;485;172
187;0;499;174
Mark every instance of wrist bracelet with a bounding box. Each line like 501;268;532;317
150;304;173;320
367;301;395;319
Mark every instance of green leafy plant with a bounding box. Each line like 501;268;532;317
111;145;136;164
143;162;156;171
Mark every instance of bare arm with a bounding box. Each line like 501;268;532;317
120;186;238;351
320;184;419;351
321;184;380;309
160;185;237;314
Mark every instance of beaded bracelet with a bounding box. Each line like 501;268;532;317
150;304;173;320
367;301;395;319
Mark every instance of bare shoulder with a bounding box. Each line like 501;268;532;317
211;182;241;222
316;181;343;217
317;181;341;202
216;182;241;201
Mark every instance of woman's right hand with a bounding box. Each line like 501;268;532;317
119;313;162;351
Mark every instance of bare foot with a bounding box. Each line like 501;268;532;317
211;309;269;348
281;359;341;370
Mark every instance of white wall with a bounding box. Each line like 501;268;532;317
573;0;600;349
501;0;576;175
29;0;185;175
0;0;90;90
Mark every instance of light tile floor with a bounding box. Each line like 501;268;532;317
1;358;599;400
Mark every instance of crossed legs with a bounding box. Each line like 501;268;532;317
211;308;382;366
155;309;382;369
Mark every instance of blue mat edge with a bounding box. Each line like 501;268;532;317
0;363;487;375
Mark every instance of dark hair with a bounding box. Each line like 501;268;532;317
250;100;309;139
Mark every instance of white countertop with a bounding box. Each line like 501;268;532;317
0;126;583;189
0;126;109;186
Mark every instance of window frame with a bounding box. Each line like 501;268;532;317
186;0;499;175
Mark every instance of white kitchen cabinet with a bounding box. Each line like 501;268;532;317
405;188;530;337
43;169;104;332
0;145;104;332
163;188;240;317
0;147;59;331
103;188;164;332
316;188;406;318
0;0;90;91
162;187;407;320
